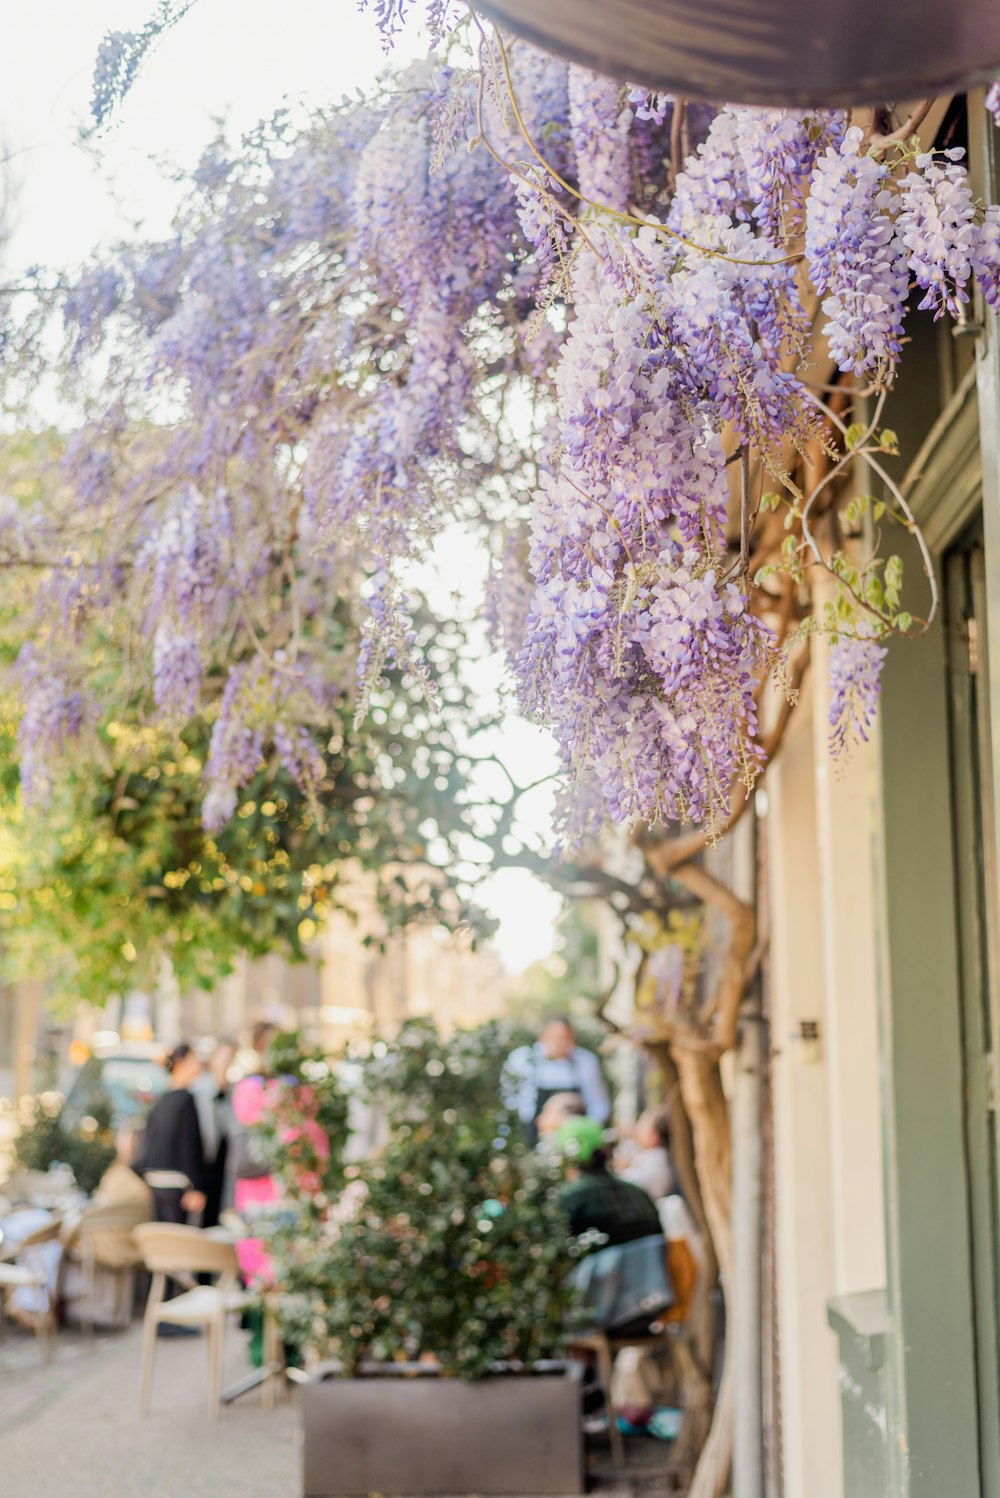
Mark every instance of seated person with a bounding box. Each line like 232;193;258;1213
557;1117;663;1246
558;1117;674;1432
618;1108;674;1202
659;1194;701;1325
538;1096;586;1138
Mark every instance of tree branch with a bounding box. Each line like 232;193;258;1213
867;99;934;153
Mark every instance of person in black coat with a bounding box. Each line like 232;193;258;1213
134;1043;207;1225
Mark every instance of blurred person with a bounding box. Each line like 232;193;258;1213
91;1123;154;1218
556;1116;662;1246
618;1108;675;1202
504;1015;611;1143
251;1019;278;1068
228;1020;280;1215
228;1023;284;1293
133;1043;206;1225
558;1116;673;1422
536;1090;587;1139
192;1037;237;1228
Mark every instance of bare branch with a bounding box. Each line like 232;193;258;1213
867;99;934;154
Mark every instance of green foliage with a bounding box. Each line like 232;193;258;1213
9;1093;116;1195
271;1021;584;1378
0;681;493;1007
0;433;493;1005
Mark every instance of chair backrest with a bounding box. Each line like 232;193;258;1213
134;1222;239;1277
18;1216;64;1251
77;1201;153;1237
570;1233;674;1332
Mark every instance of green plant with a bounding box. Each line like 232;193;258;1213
272;1021;584;1378
11;1093;116;1196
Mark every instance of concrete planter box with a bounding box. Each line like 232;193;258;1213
301;1361;584;1497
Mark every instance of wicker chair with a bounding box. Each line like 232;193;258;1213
0;1215;62;1358
61;1199;153;1334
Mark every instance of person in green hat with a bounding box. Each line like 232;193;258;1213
556;1116;663;1248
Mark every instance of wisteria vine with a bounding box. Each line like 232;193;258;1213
3;18;1000;841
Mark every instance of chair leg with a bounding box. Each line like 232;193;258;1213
83;1245;95;1339
139;1314;157;1415
38;1282;55;1363
262;1308;280;1409
207;1319;223;1420
596;1336;626;1468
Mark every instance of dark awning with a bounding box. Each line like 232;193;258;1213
471;0;1000;108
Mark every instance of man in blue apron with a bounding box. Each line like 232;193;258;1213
504;1015;611;1144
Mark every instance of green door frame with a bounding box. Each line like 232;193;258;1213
945;526;1000;1498
869;94;1000;1498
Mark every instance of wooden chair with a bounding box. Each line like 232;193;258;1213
0;1216;62;1359
567;1232;700;1468
568;1324;671;1467
133;1222;249;1419
61;1200;152;1335
205;1209;286;1409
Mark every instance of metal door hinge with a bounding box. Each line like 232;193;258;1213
987;1051;999;1111
968;616;980;675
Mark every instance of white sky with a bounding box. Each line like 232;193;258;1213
0;0;564;974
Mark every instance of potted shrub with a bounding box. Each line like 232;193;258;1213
262;1022;586;1498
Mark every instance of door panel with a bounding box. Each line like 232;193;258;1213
946;523;1000;1498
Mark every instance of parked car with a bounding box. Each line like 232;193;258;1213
60;1042;168;1131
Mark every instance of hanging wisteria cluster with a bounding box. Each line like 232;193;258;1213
2;19;1000;839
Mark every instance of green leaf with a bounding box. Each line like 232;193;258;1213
845;494;870;528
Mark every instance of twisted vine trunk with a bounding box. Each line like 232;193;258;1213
672;1046;734;1498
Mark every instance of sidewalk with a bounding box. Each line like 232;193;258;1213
0;1319;674;1498
0;1320;299;1498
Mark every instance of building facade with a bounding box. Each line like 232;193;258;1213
768;93;1000;1498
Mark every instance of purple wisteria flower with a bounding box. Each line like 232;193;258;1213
568;69;633;212
203;665;267;831
15;646;92;805
972;205;1000;312
827;633;888;756
896;150;979;320
805;126;908;380
15;36;1000;847
517;233;769;829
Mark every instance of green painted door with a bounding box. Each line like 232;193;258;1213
946;520;1000;1498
